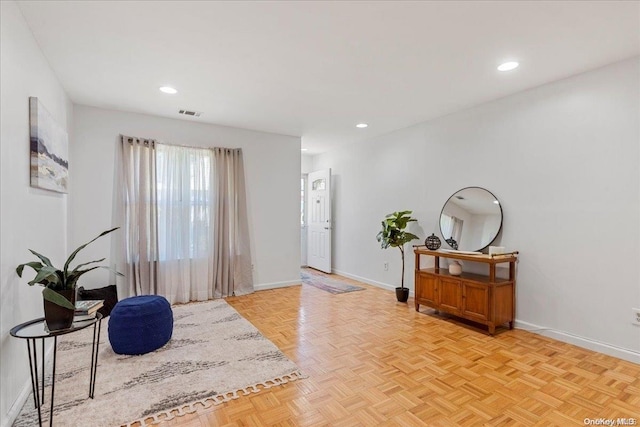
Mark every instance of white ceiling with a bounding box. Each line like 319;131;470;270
17;1;640;154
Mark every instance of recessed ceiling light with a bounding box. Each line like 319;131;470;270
159;86;178;94
301;148;308;152
497;61;519;72
356;123;368;128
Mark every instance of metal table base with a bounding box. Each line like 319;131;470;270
11;314;103;427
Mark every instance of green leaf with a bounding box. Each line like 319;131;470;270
42;287;75;310
66;266;101;283
66;265;124;286
63;227;119;275
99;266;125;277
71;258;106;272
16;261;44;277
403;232;419;241
27;266;61;286
28;250;54;267
377;211;419;250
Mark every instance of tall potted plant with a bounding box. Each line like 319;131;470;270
376;211;419;302
16;227;121;331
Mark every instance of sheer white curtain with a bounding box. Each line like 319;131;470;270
156;144;214;303
114;137;253;304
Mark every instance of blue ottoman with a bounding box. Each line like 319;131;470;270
108;295;173;355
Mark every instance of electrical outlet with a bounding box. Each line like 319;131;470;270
383;262;389;271
633;308;640;326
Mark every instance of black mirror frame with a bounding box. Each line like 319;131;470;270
439;186;503;252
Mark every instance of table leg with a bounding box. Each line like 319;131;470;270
41;338;45;405
48;336;58;427
89;319;102;398
26;339;43;427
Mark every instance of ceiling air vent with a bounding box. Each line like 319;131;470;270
178;109;202;117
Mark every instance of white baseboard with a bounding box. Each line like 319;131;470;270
515;320;640;364
330;269;415;297
2;380;31;427
332;269;639;365
254;280;300;291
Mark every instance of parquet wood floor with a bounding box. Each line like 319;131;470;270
152;270;640;426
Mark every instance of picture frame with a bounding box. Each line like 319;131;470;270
29;96;68;193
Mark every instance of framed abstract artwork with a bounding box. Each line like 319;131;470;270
29;97;68;193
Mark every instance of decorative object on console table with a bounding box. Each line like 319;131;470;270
15;227;122;331
445;237;458;250
376;211;419;303
489;246;505;256
448;260;462;276
425;233;441;250
413;248;518;335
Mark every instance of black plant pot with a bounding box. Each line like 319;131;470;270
395;287;409;303
43;289;75;331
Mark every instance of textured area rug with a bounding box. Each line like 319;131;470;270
14;299;304;427
301;269;365;294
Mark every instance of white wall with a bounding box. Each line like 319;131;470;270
69;106;301;291
301;154;314;174
313;58;640;363
0;2;74;425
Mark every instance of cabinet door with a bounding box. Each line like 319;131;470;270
438;277;462;313
416;273;438;306
462;281;489;321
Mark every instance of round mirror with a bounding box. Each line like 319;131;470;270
439;187;503;252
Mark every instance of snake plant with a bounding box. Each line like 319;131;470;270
16;227;122;309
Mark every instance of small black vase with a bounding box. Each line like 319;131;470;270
43;289;75;331
445;237;459;250
395;287;409;303
425;233;441;250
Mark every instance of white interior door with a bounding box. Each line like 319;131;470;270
307;169;332;273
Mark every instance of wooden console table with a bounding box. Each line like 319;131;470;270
414;247;518;335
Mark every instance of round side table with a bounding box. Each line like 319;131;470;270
10;313;103;427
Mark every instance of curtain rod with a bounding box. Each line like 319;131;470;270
121;135;241;153
121;135;155;147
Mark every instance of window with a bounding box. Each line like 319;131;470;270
156;145;213;261
312;178;325;191
118;136;253;301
